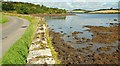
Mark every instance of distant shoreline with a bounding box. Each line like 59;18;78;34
31;13;119;17
31;14;75;17
68;9;120;14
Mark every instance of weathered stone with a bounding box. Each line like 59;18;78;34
32;38;41;43
29;44;41;51
36;30;45;34
27;23;55;64
34;58;55;64
27;49;52;61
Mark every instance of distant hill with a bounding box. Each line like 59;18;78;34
89;9;119;14
2;2;67;14
72;9;87;11
94;8;119;11
68;9;119;14
68;9;91;13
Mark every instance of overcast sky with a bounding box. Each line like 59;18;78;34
4;0;119;10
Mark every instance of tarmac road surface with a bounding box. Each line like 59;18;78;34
0;16;29;57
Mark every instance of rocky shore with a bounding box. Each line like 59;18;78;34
31;14;75;17
84;25;119;44
26;16;119;64
49;25;119;64
49;30;85;64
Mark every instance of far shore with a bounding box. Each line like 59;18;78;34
32;12;119;17
68;9;120;14
31;14;75;17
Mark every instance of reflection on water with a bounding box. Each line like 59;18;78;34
45;16;66;20
45;14;118;53
46;14;118;39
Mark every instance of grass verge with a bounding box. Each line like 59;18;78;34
45;21;61;64
0;14;9;24
2;15;39;64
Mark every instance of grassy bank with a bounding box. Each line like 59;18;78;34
0;14;9;24
2;15;39;64
39;18;61;64
46;27;61;64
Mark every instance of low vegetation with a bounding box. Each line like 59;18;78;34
2;14;39;64
68;9;91;13
0;14;9;24
69;8;119;14
2;2;66;14
89;9;119;14
46;25;61;64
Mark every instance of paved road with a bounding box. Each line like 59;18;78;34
0;16;29;57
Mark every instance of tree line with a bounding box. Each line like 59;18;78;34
94;8;119;11
2;2;67;14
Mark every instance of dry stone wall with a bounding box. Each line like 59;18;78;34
27;17;55;64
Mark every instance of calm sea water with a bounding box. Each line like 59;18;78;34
46;14;118;39
45;14;118;53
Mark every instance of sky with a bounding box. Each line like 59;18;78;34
4;0;119;10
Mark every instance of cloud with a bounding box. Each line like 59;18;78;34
37;2;118;10
4;0;119;10
5;0;120;2
74;0;119;2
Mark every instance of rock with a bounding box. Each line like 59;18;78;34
32;38;41;43
51;29;54;30
29;44;41;51
27;49;52;61
33;58;55;64
70;27;72;28
36;30;44;33
97;47;111;51
60;31;63;33
82;37;87;41
114;19;117;21
27;58;39;63
67;41;72;43
75;40;82;44
67;35;71;37
72;31;82;36
27;57;52;64
41;40;47;44
39;27;44;30
59;28;62;29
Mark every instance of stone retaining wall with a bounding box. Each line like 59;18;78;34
27;17;55;64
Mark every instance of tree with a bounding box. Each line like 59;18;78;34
110;8;113;10
2;2;14;11
2;2;67;14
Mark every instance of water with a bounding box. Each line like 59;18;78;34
46;14;118;38
45;14;118;53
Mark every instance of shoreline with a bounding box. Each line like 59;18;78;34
29;14;119;64
2;13;119;64
30;13;119;17
45;16;119;64
84;25;119;44
31;14;75;17
48;27;119;64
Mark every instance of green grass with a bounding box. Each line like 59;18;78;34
0;14;9;24
2;15;39;64
1;13;61;65
0;58;2;65
45;22;61;64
